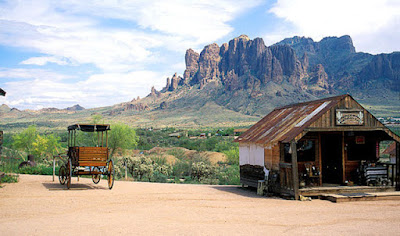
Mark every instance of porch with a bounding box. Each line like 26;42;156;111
299;185;395;197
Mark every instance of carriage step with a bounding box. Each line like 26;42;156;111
77;171;103;175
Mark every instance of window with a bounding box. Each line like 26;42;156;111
297;140;316;162
283;140;316;162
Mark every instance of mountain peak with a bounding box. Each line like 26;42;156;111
65;104;85;111
235;34;250;41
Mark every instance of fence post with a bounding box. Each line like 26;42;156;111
125;158;128;180
53;156;56;182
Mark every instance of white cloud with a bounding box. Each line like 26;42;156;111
0;69;167;110
0;68;74;81
0;0;263;73
269;0;400;53
0;0;264;109
61;0;262;44
20;56;69;66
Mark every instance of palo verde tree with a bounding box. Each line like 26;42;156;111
12;125;62;159
108;123;139;157
12;125;39;155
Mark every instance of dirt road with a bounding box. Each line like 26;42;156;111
1;175;400;235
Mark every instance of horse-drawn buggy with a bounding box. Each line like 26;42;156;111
58;124;114;189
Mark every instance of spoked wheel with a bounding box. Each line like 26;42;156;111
58;165;67;185
107;160;115;190
67;158;72;189
92;167;101;184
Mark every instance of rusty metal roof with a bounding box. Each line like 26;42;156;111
236;94;348;145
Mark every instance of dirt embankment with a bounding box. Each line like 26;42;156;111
1;175;400;235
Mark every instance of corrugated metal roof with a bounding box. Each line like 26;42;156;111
236;94;348;145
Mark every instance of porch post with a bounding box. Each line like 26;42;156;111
291;140;299;200
396;141;399;191
342;131;345;183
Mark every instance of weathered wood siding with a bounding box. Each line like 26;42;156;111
308;96;385;129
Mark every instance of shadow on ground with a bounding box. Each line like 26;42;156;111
42;182;108;191
211;185;286;200
211;186;260;198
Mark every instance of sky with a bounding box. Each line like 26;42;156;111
0;0;399;110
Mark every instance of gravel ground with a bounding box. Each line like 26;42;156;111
1;174;400;235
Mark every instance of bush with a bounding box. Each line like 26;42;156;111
172;160;191;178
0;174;19;184
223;146;239;165
151;172;168;183
18;164;59;175
191;161;215;180
199;177;219;185
217;165;240;185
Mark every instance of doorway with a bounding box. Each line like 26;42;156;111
321;134;342;184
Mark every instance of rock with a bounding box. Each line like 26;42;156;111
357;52;400;91
195;43;221;86
161;73;183;92
170;73;181;91
270;44;305;86
308;64;329;90
149;86;160;98
183;49;200;83
319;35;356;54
160;101;168;109
166;77;171;90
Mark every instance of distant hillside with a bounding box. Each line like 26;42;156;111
0;35;399;132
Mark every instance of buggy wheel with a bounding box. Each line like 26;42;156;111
58;165;67;185
107;160;115;190
92;167;101;184
67;158;72;189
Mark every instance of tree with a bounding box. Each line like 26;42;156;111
91;114;103;124
12;125;39;155
108;123;139;157
12;126;62;159
32;134;62;158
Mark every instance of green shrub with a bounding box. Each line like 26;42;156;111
18;165;59;175
151;172;168;183
199;177;219;185
172;160;191;178
0;174;19;184
191;161;215;180
217;165;240;185
223;146;239;165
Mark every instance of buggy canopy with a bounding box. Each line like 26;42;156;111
68;124;110;132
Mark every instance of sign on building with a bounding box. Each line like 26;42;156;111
336;109;364;126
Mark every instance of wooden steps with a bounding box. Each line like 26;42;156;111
320;192;400;203
299;186;395;197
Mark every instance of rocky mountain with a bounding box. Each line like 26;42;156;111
126;34;398;117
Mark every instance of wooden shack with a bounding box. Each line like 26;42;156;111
236;94;400;199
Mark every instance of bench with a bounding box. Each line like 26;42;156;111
70;147;108;167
